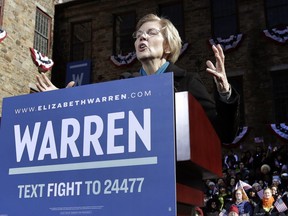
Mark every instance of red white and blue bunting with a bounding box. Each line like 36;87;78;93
110;52;137;67
180;42;189;56
30;48;54;72
0;29;7;43
270;123;288;141
209;33;243;51
263;26;288;44
223;126;249;147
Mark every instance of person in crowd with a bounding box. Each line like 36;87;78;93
224;150;239;169
227;177;237;195
232;188;254;215
252;182;262;193
237;161;250;180
228;205;239;216
241;150;254;170
253;187;286;215
247;188;261;208
257;180;267;191
217;178;227;188
271;185;280;200
206;181;218;197
273;151;285;173
259;164;272;186
271;173;284;195
280;171;288;193
35;13;240;143
218;186;232;211
205;196;221;216
222;170;229;185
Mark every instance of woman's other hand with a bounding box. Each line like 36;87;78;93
36;73;75;92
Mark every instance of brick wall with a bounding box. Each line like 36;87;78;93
0;0;55;112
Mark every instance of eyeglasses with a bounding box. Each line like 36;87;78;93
132;27;166;39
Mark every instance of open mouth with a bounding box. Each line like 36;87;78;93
138;43;148;51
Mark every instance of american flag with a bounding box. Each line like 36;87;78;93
235;180;252;191
257;189;264;199
274;198;288;213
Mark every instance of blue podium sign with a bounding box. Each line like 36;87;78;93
0;73;176;216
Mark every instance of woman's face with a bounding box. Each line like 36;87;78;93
263;189;272;199
235;190;242;201
271;186;277;195
134;21;166;63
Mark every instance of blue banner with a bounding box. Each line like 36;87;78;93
66;60;91;86
0;73;176;216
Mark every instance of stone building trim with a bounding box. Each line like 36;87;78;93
269;64;288;72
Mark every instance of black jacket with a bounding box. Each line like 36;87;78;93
165;63;240;143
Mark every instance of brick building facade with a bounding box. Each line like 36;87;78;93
0;0;287;147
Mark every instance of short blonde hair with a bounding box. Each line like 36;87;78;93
135;14;182;63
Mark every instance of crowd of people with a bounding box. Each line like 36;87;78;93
201;144;288;215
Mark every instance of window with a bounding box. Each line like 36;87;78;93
159;1;185;40
71;21;92;61
113;12;136;55
0;0;4;27
229;75;245;125
271;70;288;122
265;0;288;29
210;0;238;38
34;8;52;55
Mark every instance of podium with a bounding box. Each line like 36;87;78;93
175;92;222;214
0;74;222;216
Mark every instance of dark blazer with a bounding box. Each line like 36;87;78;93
165;63;240;143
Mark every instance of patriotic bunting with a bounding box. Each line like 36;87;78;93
110;52;137;67
29;48;54;72
270;123;288;141
263;26;288;44
179;42;189;56
209;33;243;51
0;29;7;43
223;126;249;147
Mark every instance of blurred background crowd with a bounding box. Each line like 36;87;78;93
201;144;288;215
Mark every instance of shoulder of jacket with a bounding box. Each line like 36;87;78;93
166;64;187;77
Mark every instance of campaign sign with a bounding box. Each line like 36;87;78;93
0;73;176;216
66;60;91;86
